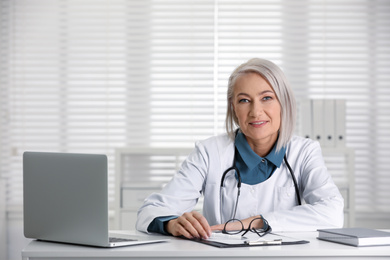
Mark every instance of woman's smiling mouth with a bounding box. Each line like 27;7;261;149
250;121;267;126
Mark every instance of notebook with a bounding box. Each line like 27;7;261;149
317;228;390;247
23;151;169;247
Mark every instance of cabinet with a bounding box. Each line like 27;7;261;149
114;147;193;230
321;147;355;227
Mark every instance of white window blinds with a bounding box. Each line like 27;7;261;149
0;0;389;226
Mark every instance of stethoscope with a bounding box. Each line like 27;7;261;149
219;133;302;221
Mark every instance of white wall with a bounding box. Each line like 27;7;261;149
356;213;390;230
7;210;31;260
1;179;7;260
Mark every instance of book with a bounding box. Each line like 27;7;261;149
317;228;390;247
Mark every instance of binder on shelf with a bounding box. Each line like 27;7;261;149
335;100;346;147
312;99;324;145
300;99;312;139
323;100;335;147
298;98;346;148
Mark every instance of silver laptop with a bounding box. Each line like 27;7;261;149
23;151;168;247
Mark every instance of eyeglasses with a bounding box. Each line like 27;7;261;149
222;216;272;237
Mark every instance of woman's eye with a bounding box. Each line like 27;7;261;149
263;96;272;101
239;99;250;103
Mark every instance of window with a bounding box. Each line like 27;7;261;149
1;0;389;227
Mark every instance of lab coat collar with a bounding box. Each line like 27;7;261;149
235;132;286;170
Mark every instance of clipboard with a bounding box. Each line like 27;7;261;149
187;232;309;248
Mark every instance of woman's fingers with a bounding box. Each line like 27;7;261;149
177;212;202;238
166;211;211;239
191;211;212;238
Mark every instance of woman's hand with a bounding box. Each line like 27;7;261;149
166;211;212;239
210;215;264;232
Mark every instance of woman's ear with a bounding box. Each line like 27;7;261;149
232;106;238;124
231;98;236;112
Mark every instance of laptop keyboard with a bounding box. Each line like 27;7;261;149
109;237;137;243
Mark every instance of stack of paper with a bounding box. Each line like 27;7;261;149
191;232;309;248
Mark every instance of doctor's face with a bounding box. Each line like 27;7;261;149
232;72;281;152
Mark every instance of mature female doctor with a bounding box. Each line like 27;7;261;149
136;58;344;240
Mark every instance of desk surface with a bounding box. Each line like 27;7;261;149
22;230;390;260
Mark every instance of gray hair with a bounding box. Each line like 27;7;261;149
225;58;296;152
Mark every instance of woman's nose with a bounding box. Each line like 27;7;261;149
249;101;263;117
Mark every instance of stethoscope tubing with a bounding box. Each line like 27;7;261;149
219;144;302;223
283;154;302;205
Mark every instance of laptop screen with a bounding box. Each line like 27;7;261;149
23;152;110;246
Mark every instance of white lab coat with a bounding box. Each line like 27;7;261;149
136;134;344;233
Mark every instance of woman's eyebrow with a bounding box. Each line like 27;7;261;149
236;90;274;97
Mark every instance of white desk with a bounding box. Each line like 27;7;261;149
22;231;390;260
